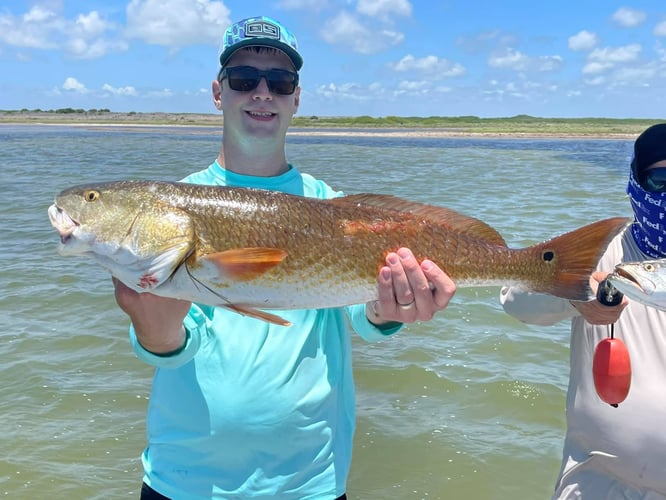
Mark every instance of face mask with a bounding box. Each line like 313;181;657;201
627;167;666;258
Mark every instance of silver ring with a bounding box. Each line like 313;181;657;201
398;300;416;310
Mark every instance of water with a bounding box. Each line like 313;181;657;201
0;125;634;499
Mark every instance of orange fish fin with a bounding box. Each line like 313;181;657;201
202;247;288;281
333;193;507;246
530;217;630;301
225;304;292;327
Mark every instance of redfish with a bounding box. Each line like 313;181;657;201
48;181;630;326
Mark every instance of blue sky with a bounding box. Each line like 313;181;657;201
1;0;665;118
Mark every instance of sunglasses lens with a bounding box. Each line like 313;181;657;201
223;67;298;95
643;168;666;192
266;69;298;95
227;67;261;92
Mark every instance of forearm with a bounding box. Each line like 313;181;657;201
500;286;578;326
130;307;207;368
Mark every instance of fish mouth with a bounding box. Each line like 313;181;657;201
612;266;656;295
48;204;79;244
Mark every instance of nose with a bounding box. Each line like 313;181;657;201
252;76;272;100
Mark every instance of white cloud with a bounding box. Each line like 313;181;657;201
102;84;138;96
391;54;466;78
125;0;231;47
488;48;530;71
74;11;110;37
588;44;641;63
321;11;404;54
582;61;614;74
62;77;87;93
23;5;58;24
535;55;563;72
67;37;128;59
612;7;646;28
568;30;598;51
655;21;666;37
356;0;412;20
0;5;123;58
584;75;606;86
146;88;174;98
397;80;430;91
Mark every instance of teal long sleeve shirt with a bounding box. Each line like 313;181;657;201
129;160;401;499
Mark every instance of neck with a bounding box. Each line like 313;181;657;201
219;136;289;177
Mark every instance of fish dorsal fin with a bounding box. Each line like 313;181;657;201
200;247;288;281
333;193;507;246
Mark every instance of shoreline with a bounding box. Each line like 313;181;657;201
0;121;639;140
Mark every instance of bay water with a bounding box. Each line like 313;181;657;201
0;125;634;499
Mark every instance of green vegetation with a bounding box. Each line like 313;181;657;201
0;108;662;136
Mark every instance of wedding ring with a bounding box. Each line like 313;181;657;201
398;300;416;310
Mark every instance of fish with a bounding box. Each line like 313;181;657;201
48;180;630;326
607;259;666;311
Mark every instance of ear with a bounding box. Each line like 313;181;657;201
212;80;223;111
293;86;300;112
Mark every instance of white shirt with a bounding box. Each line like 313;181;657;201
501;228;666;498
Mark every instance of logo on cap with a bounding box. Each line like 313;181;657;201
245;20;280;40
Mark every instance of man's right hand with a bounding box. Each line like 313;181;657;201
113;278;191;354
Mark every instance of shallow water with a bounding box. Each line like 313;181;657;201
0;125;633;499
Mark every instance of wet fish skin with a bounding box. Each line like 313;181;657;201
608;260;666;311
48;180;631;326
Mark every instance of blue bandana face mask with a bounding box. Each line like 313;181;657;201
627;167;666;258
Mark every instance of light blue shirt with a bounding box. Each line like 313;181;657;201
130;160;401;499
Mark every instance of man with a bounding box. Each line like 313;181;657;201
114;16;455;499
501;123;666;498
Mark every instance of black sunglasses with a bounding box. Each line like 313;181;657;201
641;167;666;192
218;66;299;95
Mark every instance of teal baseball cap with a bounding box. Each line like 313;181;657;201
218;16;303;71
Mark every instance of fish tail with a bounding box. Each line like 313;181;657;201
530;217;630;301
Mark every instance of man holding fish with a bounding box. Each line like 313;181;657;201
501;123;666;498
113;16;454;500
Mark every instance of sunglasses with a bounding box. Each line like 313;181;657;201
218;66;299;95
641;168;666;192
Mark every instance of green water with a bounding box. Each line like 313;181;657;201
0;125;633;499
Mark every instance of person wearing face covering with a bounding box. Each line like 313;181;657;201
500;123;666;498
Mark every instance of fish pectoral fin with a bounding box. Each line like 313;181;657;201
201;247;288;281
224;304;292;327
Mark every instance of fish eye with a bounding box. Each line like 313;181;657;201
84;190;100;202
644;263;655;272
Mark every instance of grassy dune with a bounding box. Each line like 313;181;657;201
1;109;663;137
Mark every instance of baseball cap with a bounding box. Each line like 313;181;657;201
633;123;666;172
218;16;303;71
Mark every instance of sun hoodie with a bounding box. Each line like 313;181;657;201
129;159;401;500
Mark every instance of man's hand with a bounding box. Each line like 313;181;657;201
366;248;456;325
113;278;191;354
570;271;629;325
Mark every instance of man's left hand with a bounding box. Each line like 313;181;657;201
367;248;456;325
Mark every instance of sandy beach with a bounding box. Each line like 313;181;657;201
0;110;653;139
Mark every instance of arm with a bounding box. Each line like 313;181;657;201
114;278;205;368
500;271;627;326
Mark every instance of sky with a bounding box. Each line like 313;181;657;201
1;0;665;118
